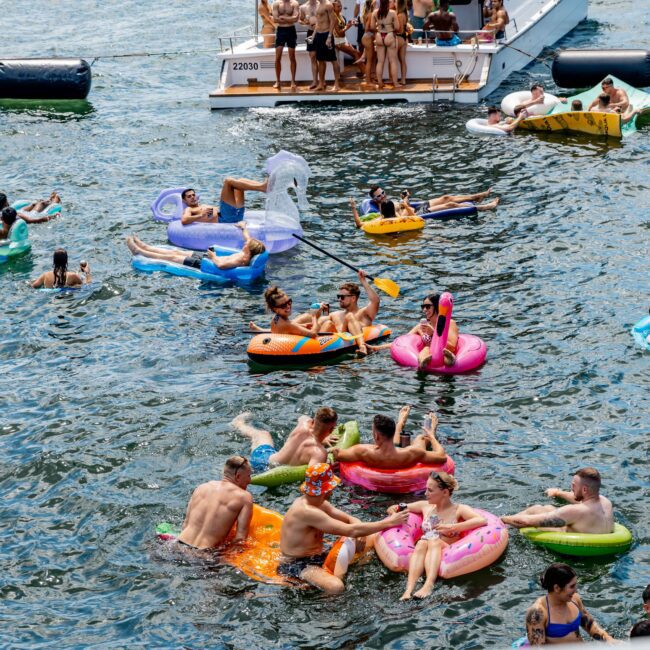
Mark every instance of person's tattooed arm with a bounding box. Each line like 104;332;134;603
526;602;547;646
576;594;614;642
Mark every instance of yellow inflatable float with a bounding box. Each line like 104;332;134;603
360;212;425;235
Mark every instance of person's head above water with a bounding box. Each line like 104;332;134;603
601;77;614;94
368;185;387;204
245;238;266;256
1;207;17;227
421;292;440;318
530;83;543;97
571;99;583;111
0;193;8;210
540;562;577;597
337;281;360;309
487;106;501;124
264;285;292;314
571;467;602;501
372;414;396;442
313;407;338;437
223;455;251;488
426;471;458;502
380;200;396;219
598;93;611;108
52;247;69;288
181;188;199;206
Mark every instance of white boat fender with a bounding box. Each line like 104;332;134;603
501;91;560;117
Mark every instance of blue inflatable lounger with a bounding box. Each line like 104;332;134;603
131;244;269;284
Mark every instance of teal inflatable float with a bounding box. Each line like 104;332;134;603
0;219;31;264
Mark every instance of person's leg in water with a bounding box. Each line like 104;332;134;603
413;538;446;599
231;412;275;454
418;345;431;371
221;177;268;209
125;236;187;264
300;566;345;594
401;538;428;600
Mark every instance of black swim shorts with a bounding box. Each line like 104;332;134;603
277;550;330;579
182;253;203;269
314;31;337;62
306;29;316;53
275;26;297;49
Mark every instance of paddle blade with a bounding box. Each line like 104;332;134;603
373;277;400;298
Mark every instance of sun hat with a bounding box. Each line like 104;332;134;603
300;463;341;497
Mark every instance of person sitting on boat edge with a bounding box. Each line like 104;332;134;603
31;248;92;289
180;176;268;226
278;462;409;593
231;407;338;473
423;0;461;47
502;467;614;534
331;409;447;468
588;77;630;113
125;223;265;271
176;456;253;550
0;192;61;225
273;0;300;91
523;563;614;645
249;285;329;338
487;105;528;133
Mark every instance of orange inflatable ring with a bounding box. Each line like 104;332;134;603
338;456;455;493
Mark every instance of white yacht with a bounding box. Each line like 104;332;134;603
209;0;588;109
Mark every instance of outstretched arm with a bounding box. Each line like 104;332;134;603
546;487;577;503
349;198;362;228
575;594;614;642
358;269;380;318
499;109;528;132
18;211;53;224
502;504;576;529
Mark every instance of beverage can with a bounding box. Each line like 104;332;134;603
399;432;411;448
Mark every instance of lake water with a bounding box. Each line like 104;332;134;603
2;0;649;647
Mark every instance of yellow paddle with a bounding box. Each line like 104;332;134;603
292;233;400;298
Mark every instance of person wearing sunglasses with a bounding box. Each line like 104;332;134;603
331;409;447;468
249;285;328;338
588;77;629;113
386;471;487;600
414;292;458;369
176;456;253;550
232;407;339;474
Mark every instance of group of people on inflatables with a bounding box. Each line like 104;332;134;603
169;402;648;641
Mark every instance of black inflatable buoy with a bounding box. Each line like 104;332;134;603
0;58;91;100
552;49;650;89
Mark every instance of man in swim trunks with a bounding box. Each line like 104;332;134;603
411;0;434;40
180;179;268;226
482;0;508;39
313;0;341;92
279;463;409;592
486;105;528;133
588;77;630;113
331;408;447;467
423;0;460;46
273;0;300;91
502;467;614;534
362;185;499;216
177;455;253;549
231;407;339;473
299;0;320;89
125;223;265;270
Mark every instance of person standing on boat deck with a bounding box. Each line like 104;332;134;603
423;0;460;46
180;178;268;226
588;77;630;113
299;0;320;89
410;0;433;40
482;0;508;39
272;0;300;91
259;0;277;48
371;0;400;89
314;0;341;92
395;0;409;85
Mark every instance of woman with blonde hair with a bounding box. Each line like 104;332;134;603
258;0;277;48
387;471;487;600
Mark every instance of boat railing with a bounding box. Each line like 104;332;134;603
415;28;506;48
217;26;257;53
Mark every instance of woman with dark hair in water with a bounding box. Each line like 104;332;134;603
523;563;614;645
31;248;91;288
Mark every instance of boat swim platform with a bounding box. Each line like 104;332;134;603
210;77;481;109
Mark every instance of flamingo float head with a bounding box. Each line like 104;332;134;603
429;292;454;366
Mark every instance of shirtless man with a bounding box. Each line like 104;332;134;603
502;467;614;534
177;456;253;549
486;105;528;133
125;225;265;270
231;407;339;473
313;0;341;92
423;0;460;46
299;0;320;89
513;83;565;115
272;0;300;91
589;77;629;113
361;185;499;217
482;0;508;39
279;463;409;593
590;92;640;124
331;409;447;467
410;0;433;40
180;178;267;226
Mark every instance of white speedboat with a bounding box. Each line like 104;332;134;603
210;0;587;109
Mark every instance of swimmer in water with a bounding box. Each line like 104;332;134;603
125;222;265;270
31;248;92;289
486;105;529;133
0;191;61;224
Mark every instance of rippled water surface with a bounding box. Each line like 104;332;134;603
2;0;649;647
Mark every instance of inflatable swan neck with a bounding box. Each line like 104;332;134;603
264;151;312;221
429;292;453;366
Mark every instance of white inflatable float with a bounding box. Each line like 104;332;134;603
465;119;510;136
500;90;561;117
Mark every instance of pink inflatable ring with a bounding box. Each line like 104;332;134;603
375;508;508;578
390;292;487;374
338;456;455;494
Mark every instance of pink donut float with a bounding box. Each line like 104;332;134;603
375;508;508;578
390;292;487;374
339;456;455;494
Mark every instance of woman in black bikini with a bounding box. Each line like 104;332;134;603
357;0;377;85
394;0;409;86
371;0;399;89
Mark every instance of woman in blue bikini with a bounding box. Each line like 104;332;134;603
524;563;614;645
